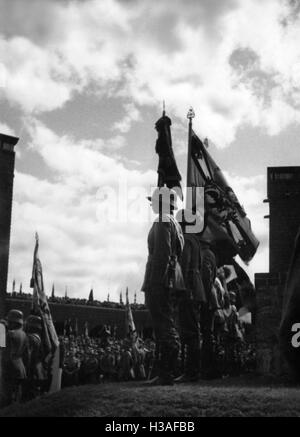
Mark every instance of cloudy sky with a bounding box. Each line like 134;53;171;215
1;0;300;302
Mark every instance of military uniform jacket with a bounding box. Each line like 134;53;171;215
142;214;185;293
27;333;44;380
180;233;207;303
3;328;28;380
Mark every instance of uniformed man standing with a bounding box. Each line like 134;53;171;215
175;209;206;382
24;315;45;401
142;187;185;385
198;232;218;379
223;291;244;376
2;310;29;405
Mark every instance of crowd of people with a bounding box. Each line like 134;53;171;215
0;301;256;407
200;271;256;378
0;309;157;406
61;330;255;389
61;335;155;387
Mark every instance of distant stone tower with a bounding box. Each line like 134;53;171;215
267;167;300;274
255;166;300;377
0;133;19;319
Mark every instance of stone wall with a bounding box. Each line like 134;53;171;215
6;298;152;338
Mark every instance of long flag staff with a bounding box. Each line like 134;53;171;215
30;232;39;312
30;232;39;286
187;107;195;209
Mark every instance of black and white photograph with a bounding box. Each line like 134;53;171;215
0;0;300;421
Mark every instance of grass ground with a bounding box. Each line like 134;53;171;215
1;376;300;417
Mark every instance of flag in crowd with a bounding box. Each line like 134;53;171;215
125;299;137;341
30;233;60;392
30;233;59;352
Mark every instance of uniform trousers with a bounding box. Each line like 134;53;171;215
145;287;180;380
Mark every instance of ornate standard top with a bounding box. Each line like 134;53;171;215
187;107;195;121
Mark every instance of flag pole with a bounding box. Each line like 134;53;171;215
30;232;39;286
186;107;195;208
30;232;39;312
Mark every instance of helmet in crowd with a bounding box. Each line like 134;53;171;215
7;309;24;326
26;315;42;332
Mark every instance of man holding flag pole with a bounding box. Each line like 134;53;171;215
183;107;259;378
30;232;61;393
176;108;219;379
142;106;185;386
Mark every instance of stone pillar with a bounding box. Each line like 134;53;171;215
255;273;288;377
267;167;300;274
0;133;18;407
0;133;18;318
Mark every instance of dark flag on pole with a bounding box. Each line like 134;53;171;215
188;130;259;264
155;110;182;197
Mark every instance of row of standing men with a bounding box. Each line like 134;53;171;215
1;310;54;406
142;187;253;385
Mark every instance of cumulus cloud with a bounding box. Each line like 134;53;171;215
0;0;300;144
4;0;297;298
8;119;157;301
0;121;15;136
112;103;141;133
